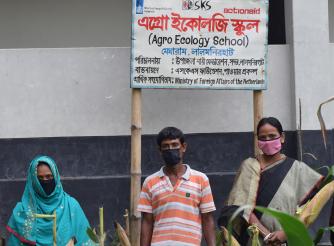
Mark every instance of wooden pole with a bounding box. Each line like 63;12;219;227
99;207;105;246
130;88;142;246
297;98;303;161
35;212;57;246
253;90;263;156
53;211;57;246
124;209;130;236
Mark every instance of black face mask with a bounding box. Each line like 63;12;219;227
39;179;56;196
162;149;181;166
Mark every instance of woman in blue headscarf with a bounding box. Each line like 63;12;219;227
7;155;96;245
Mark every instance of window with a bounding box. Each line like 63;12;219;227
268;0;286;44
329;0;334;43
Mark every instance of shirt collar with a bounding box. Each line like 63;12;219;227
158;164;191;181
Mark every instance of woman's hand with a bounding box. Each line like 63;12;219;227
264;230;286;245
66;239;75;246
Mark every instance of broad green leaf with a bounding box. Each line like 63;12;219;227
313;226;334;245
226;206;314;246
86;227;99;243
255;206;313;246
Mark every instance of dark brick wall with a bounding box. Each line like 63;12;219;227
0;130;333;243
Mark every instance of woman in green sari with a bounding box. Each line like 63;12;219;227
7;155;95;246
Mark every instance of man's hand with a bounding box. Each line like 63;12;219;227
66;239;75;246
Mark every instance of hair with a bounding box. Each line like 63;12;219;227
257;117;284;135
156;127;185;147
37;161;50;167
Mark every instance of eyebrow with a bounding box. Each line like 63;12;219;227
37;174;53;177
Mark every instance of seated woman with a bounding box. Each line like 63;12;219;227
219;117;323;245
6;155;95;245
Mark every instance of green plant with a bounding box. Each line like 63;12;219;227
223;204;334;246
256;206;313;245
86;207;106;245
86;207;131;246
215;229;223;246
114;221;131;246
247;224;261;246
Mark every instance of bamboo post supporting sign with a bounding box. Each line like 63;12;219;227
253;90;264;155
130;0;269;243
130;88;142;246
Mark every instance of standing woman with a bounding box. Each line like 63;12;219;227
6;155;95;246
220;117;323;245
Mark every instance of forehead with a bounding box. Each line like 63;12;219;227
37;164;52;174
161;138;182;145
258;123;280;135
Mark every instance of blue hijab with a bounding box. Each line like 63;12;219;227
7;155;95;246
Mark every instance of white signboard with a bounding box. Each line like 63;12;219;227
131;0;268;89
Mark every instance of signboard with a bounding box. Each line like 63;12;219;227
131;0;268;89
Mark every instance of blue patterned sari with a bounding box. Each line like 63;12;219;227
7;155;95;246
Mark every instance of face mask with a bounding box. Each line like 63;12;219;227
162;149;181;166
39;179;56;196
258;137;282;156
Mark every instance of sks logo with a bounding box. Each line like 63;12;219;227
182;0;212;10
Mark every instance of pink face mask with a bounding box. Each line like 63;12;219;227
258;137;282;155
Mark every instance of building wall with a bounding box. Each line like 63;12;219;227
291;0;334;131
0;0;131;48
0;0;333;136
0;131;332;241
0;45;292;138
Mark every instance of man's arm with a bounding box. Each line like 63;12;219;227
140;212;154;246
202;212;216;246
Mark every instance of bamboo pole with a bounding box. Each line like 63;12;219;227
124;209;130;236
35;211;57;246
297;98;303;161
253;90;263;156
130;88;142;246
53;211;57;246
99;207;105;246
99;207;104;235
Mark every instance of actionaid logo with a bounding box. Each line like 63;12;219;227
182;0;212;11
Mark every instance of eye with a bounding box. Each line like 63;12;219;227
37;174;54;180
171;143;181;149
161;144;170;150
46;175;54;180
258;134;280;141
